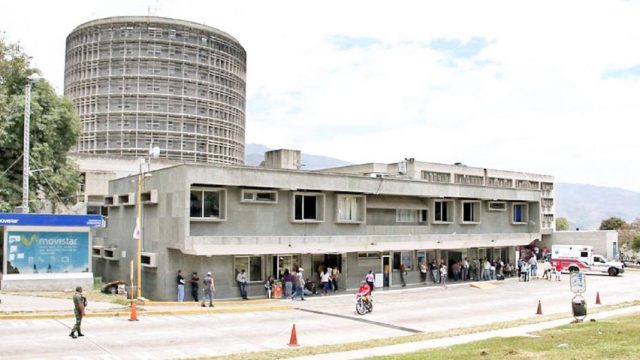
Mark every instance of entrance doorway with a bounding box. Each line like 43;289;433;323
272;255;300;280
382;255;391;287
324;254;341;271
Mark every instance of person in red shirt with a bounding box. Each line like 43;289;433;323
357;280;371;296
554;262;563;281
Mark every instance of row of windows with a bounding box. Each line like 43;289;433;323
68;26;246;60
422;170;546;192
188;188;531;226
68;45;244;74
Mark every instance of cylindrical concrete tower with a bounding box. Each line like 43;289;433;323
64;16;246;164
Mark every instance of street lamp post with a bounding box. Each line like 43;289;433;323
22;74;39;213
134;146;160;298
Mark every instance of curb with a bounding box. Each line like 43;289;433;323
0;304;293;320
142;298;280;306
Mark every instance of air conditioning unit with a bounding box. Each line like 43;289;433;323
117;193;135;206
92;245;104;258
141;252;157;268
103;247;120;261
141;189;158;204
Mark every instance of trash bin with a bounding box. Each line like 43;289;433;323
572;297;587;317
272;283;283;299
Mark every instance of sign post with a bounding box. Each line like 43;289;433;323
570;271;587;322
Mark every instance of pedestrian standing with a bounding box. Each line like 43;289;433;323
331;267;340;291
365;270;375;292
237;269;248;300
462;257;470;281
529;256;538;278
292;268;306;300
69;286;85;338
430;260;440;284
201;271;215;307
265;276;274;298
320;269;331;295
440;263;448;288
399;263;407;287
190;272;200;302
420;261;428;284
283;269;293;297
176;270;185;302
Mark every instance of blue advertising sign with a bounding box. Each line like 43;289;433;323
6;231;90;274
0;213;104;228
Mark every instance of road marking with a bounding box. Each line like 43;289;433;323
297;308;422;334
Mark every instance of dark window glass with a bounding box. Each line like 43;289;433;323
203;192;220;217
250;256;262;282
463;203;473;222
190;191;202;217
294;195;303;220
303;196;317;219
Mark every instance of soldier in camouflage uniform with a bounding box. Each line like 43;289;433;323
70;286;85;338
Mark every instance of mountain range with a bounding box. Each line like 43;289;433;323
245;143;640;230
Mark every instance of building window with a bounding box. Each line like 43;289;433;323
395;209;429;225
357;252;380;260
241;189;278;204
336;194;365;223
461;201;481;224
512;203;528;224
422;171;451;183
292;192;325;222
234;256;262;282
393;251;413;270
433;200;454;223
487;201;507;211
190;188;226;220
275;255;300;279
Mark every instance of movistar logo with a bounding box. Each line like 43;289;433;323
21;234;38;247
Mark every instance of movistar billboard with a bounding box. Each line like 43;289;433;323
0;213;104;228
6;231;90;274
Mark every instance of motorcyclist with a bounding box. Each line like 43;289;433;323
356;280;372;304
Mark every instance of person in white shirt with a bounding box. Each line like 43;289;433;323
461;258;470;281
236;269;248;300
483;259;491;281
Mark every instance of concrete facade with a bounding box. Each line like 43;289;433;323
64;16;247;164
541;230;619;260
95;155;555;300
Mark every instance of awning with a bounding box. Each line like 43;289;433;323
180;233;540;256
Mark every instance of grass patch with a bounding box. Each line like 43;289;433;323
203;301;639;360
372;313;640;359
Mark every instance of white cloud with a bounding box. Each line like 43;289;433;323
1;0;639;191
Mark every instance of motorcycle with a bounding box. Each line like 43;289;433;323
355;293;373;315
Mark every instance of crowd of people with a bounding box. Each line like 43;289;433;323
173;255;561;303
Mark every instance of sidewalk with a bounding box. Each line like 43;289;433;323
290;305;640;360
0;293;291;319
0;277;509;319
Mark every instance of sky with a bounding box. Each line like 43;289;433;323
1;0;639;192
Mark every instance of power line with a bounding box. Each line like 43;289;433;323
0;154;23;179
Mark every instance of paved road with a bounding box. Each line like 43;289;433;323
1;271;638;359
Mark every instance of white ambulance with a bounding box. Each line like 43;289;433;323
550;245;624;277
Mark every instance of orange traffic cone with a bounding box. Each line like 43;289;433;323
288;324;299;346
595;292;601;305
536;300;543;315
129;301;139;321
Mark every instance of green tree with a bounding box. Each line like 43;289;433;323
599;217;627;231
555;217;569;231
0;35;81;212
632;235;640;253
